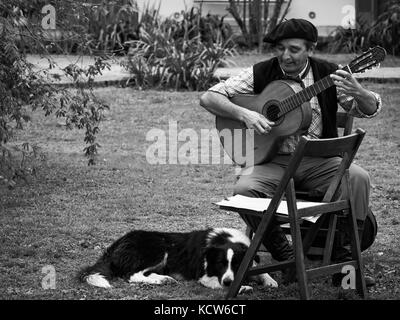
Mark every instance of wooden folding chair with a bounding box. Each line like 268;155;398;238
223;128;367;299
245;111;355;249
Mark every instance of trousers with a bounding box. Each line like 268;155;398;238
234;155;370;221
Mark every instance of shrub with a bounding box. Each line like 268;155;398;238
1;1;110;188
328;0;400;56
11;0;140;55
84;0;140;54
369;0;400;56
123;8;237;91
328;15;371;53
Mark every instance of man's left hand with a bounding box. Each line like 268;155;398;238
331;69;363;97
331;67;379;116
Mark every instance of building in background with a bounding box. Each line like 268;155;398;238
135;0;390;38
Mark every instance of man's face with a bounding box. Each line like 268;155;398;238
274;38;314;76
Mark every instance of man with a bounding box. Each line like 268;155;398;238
200;19;381;286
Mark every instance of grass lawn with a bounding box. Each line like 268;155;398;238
0;82;399;300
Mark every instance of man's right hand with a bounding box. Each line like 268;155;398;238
241;109;275;135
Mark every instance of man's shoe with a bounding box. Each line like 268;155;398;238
262;223;294;261
261;223;295;284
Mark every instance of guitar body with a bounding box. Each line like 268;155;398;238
216;80;312;166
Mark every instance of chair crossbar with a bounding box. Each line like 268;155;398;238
247;260;296;276
297;200;349;217
306;261;358;280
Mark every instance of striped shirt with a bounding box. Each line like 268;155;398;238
209;60;382;154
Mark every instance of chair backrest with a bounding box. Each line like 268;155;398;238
295;111;353;198
302;129;365;159
268;129;366;211
336;111;354;136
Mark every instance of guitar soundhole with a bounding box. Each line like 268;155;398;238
265;104;280;122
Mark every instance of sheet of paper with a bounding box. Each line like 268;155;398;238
215;194;321;223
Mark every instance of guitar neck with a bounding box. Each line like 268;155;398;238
279;75;335;117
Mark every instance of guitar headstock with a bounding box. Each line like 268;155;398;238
343;46;387;74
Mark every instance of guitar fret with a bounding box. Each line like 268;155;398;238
280;75;335;116
310;85;317;97
316;80;322;93
300;90;307;103
294;95;301;106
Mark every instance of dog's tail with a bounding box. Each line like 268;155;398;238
77;260;113;288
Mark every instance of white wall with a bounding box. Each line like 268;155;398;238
135;0;194;18
286;0;356;36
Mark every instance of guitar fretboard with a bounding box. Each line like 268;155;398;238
278;75;335;117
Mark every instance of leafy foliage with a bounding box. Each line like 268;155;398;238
84;0;140;54
328;16;371;53
369;0;400;56
227;0;292;49
11;0;139;55
0;1;110;188
123;7;237;91
329;0;400;56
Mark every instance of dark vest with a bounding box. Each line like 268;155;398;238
253;57;339;138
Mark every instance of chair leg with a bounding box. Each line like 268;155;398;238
226;210;275;299
322;213;338;266
286;180;310;299
344;171;367;298
302;214;328;256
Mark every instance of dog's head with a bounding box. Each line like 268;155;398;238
203;228;259;288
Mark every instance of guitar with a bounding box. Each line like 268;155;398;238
216;46;387;167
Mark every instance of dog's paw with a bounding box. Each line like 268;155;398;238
238;285;253;294
259;273;278;288
129;273;177;285
147;274;177;284
198;275;223;289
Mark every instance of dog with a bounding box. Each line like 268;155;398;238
78;227;278;292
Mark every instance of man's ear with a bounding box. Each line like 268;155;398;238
308;42;317;56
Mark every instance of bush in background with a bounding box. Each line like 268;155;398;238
329;0;400;56
0;1;110;188
369;0;400;56
12;0;139;55
327;15;371;54
123;7;237;91
84;0;139;54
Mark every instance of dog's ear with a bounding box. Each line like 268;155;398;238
204;246;225;262
204;245;221;254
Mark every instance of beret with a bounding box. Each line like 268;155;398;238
263;18;318;43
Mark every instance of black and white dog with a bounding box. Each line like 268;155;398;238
78;228;277;292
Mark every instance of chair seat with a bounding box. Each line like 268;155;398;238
216;195;349;224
